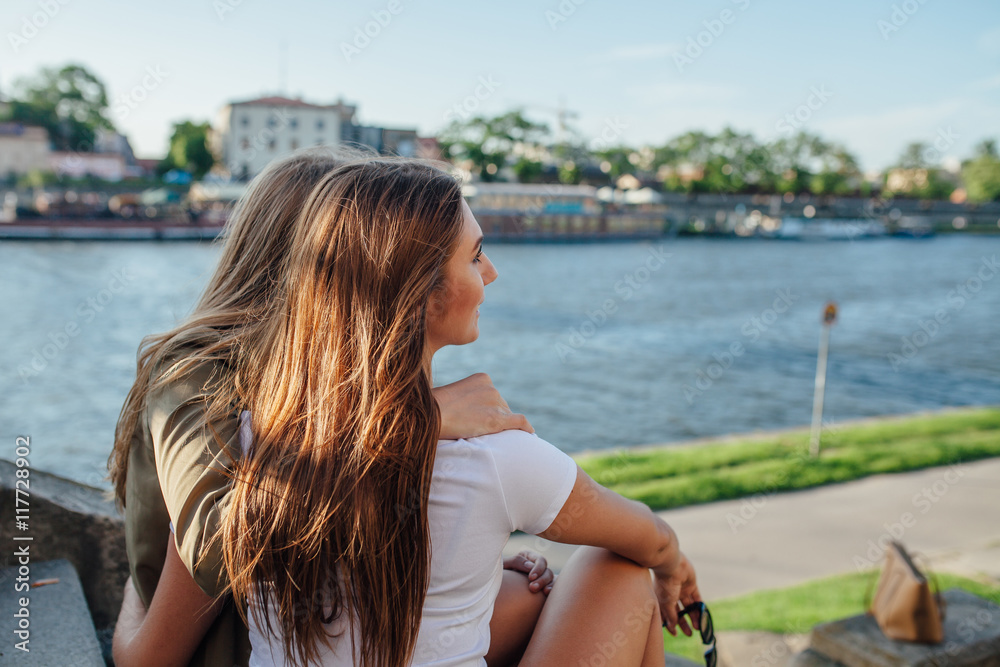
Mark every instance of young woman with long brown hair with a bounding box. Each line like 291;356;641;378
108;149;548;667
218;157;702;667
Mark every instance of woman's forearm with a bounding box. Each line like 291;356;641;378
112;536;223;667
646;516;682;577
112;577;147;665
540;467;681;574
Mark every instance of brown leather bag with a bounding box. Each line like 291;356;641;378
869;541;945;644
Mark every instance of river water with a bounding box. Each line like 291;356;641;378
2;235;998;488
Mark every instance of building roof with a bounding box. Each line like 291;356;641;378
229;95;346;110
134;158;161;171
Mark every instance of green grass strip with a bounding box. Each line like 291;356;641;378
576;408;1000;511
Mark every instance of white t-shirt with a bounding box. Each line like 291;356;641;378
246;427;579;667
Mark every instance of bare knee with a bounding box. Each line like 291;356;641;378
550;546;658;628
497;570;546;619
518;548;660;666
569;547;656;597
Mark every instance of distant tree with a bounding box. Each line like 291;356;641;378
8;64;113;151
885;142;954;200
660;130;714;167
810;144;862;196
159;121;215;180
16;169;59;189
653;130;715;192
657;128;770;193
975;139;999;159
897;142;931;169
558;160;582;185
766;132;827;194
438;110;549;181
962;139;1000;202
594;146;637;182
550;139;594;185
662;172;688;193
512;157;544;183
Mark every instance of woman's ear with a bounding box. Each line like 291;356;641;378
426;283;448;320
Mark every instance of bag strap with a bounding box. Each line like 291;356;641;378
891;541;927;583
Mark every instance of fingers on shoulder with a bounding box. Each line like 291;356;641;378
490;410;532;434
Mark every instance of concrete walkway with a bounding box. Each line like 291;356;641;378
505;457;1000;600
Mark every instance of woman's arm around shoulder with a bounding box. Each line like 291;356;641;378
113;533;224;667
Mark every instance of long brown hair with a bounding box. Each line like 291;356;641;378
108;147;353;504
219;159;465;667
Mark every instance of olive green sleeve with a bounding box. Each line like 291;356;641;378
146;360;239;599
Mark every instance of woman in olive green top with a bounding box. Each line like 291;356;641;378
109;150;542;667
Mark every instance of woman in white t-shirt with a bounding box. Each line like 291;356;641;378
226;157;702;667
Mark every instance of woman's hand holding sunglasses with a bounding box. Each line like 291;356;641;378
653;550;701;637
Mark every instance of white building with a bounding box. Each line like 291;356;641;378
213;96;354;179
49;151;126;181
0;123;51;178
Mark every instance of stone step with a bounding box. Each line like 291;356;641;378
0;558;104;666
806;588;1000;666
0;458;128;635
791;648;846;666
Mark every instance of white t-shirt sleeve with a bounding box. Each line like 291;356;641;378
484;430;579;535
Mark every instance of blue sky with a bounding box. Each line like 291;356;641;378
3;0;998;171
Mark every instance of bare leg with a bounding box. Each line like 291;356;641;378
487;570;548;667
640;597;666;667
519;546;663;667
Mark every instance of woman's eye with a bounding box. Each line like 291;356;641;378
474;249;483;263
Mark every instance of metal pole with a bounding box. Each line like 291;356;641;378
810;323;831;457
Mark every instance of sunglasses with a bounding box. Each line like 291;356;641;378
678;602;717;667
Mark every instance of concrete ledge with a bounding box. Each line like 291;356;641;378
808;588;1000;666
0;559;104;666
0;459;127;632
791;649;846;666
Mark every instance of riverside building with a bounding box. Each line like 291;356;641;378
212;95;419;180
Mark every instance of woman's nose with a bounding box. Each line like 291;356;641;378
483;255;498;285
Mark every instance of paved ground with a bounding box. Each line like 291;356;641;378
504;457;1000;601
